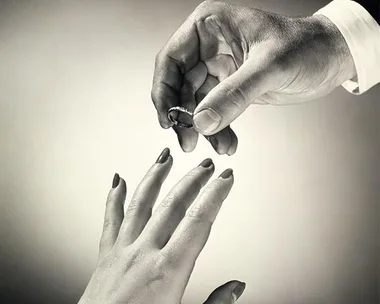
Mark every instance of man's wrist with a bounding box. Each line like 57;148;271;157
304;14;357;86
314;0;380;94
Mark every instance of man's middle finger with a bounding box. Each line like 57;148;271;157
174;61;208;152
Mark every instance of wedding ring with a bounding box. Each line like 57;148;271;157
167;106;194;129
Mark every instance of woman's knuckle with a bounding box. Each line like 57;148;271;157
186;205;207;221
126;199;153;220
99;237;110;250
207;181;222;193
184;171;198;179
160;194;176;207
125;199;141;215
103;218;118;230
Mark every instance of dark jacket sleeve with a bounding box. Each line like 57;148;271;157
354;0;379;23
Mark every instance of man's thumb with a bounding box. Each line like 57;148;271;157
202;280;246;304
193;57;278;135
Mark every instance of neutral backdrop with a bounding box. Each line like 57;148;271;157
0;0;379;303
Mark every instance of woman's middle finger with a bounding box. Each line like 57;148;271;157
116;148;173;247
140;158;215;249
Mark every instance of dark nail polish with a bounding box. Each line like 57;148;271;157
219;168;233;179
199;158;213;168
232;282;246;301
112;173;120;188
156;147;170;164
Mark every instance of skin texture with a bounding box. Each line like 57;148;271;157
78;148;246;304
151;0;356;155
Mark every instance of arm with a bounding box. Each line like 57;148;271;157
315;0;380;94
151;1;379;155
79;148;245;304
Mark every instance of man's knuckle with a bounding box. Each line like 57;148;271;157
222;83;247;109
194;0;224;19
198;0;221;10
155;50;164;65
196;1;210;12
151;85;164;104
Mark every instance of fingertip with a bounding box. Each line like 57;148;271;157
156;147;171;164
162;123;173;130
152;151;173;176
181;142;197;153
216;144;229;155
232;281;246;301
227;150;236;156
204;280;245;304
218;169;235;190
198;158;214;168
154;148;174;173
159;117;173;129
165;154;174;170
227;129;238;156
113;176;127;194
119;177;127;191
107;175;127;205
173;127;198;153
177;133;196;153
227;143;237;156
206;136;223;155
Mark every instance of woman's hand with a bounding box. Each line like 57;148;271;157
78;148;245;304
151;1;356;155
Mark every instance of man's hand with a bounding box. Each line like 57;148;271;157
79;148;245;304
151;0;356;155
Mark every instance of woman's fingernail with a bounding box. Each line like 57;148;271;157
219;168;233;179
193;108;221;134
156;147;170;164
112;173;120;188
199;158;213;168
232;282;246;302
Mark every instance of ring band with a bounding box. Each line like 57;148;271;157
168;106;194;129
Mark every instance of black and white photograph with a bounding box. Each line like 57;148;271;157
0;0;379;303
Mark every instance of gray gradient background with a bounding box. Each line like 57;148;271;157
0;0;379;303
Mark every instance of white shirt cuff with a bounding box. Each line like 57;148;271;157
314;0;380;95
